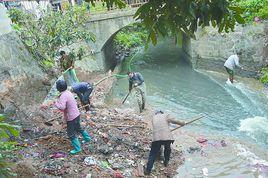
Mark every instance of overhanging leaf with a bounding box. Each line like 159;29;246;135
235;14;245;24
0;123;20;137
150;30;157;45
0;114;5;122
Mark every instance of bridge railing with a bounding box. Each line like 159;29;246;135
128;0;148;7
0;0;148;13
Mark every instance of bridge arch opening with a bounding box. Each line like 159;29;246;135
101;28;123;71
83;10;191;72
101;26;192;72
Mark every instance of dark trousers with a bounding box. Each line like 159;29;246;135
146;140;173;173
78;88;92;112
67;116;84;139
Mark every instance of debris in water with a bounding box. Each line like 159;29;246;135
197;138;208;144
202;167;208;176
220;140;227;147
187;147;201;154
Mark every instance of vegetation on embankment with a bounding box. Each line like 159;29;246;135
235;0;268;84
260;67;268;84
7;5;95;70
114;23;148;50
238;0;268;22
0;114;20;177
105;23;148;72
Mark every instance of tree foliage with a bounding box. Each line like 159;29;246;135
7;0;249;66
85;0;126;8
238;0;268;22
0;114;20;177
260;67;268;84
114;23;148;49
134;0;245;45
8;5;96;69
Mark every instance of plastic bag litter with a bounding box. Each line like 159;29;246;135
187;146;201;154
50;152;67;159
84;156;97;166
202;167;208;176
197;138;208;144
113;170;124;178
221;140;227;147
85;173;91;178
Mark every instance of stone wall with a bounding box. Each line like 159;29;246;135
0;32;48;113
76;10;136;72
191;22;268;77
0;4;12;35
0;4;48;115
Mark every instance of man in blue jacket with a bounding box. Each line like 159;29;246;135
127;71;146;112
71;82;93;112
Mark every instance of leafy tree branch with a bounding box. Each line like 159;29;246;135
134;0;246;45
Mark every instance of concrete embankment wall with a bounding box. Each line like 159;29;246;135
0;5;47;114
191;23;268;78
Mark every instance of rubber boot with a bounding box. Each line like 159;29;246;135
70;137;81;154
81;130;91;144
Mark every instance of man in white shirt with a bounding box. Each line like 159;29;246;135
224;51;243;83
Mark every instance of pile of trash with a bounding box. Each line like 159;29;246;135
14;106;184;177
12;73;184;177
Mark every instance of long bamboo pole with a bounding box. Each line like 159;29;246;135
171;115;205;132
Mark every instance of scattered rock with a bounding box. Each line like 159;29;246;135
42;160;68;176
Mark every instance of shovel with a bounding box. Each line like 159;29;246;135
122;91;131;104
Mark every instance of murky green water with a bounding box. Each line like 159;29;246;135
109;40;268;177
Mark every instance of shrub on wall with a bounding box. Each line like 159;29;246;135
260;67;268;84
238;0;268;22
8;5;95;69
114;23;148;50
0;114;20;177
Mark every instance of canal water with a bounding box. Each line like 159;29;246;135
109;40;268;177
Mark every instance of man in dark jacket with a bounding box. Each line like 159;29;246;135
127;71;146;112
71;82;93;112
